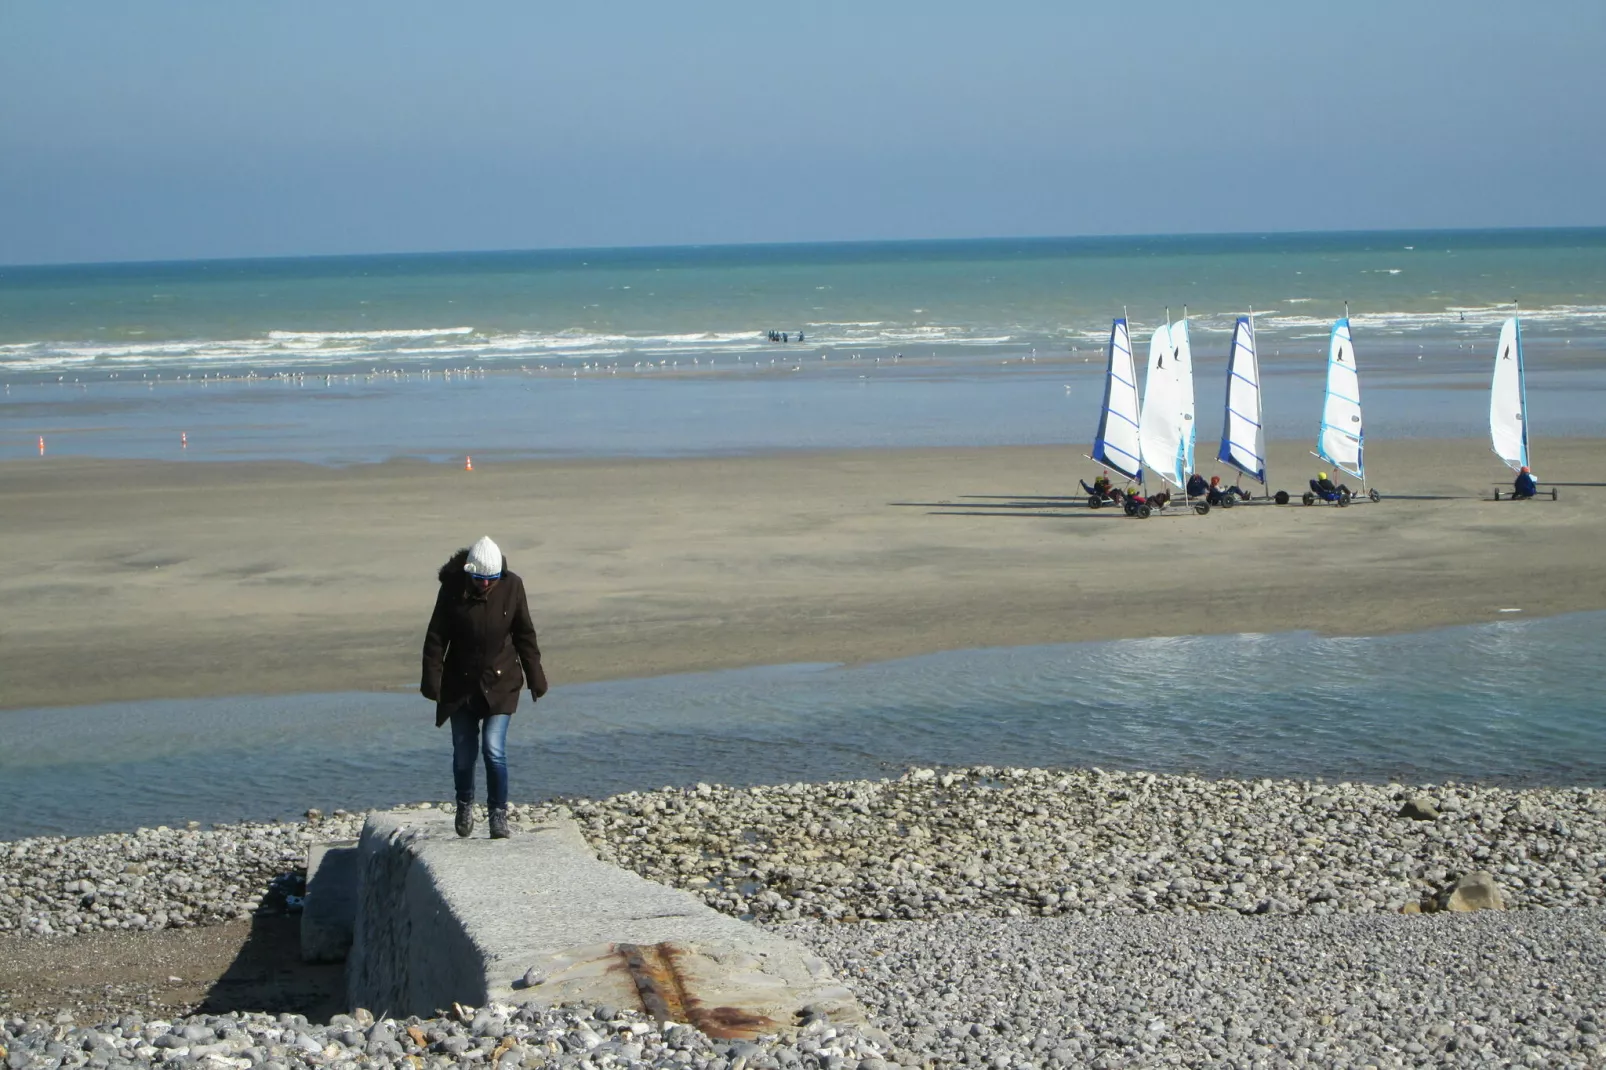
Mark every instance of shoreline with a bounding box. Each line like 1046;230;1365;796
11;764;1604;933
4;438;1606;711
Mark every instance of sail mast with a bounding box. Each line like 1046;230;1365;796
1126;304;1144;487
1252;307;1268;490
1353;302;1367;494
1517;302;1531;473
1179;305;1195;501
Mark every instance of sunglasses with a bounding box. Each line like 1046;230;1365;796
469;573;502;584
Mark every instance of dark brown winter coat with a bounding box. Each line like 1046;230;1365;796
421;548;548;726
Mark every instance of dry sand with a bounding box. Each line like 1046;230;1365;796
2;437;1604;711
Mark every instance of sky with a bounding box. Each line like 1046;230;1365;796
3;1;1605;265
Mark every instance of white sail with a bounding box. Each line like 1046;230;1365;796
1490;317;1528;472
1217;315;1266;484
1173;317;1197;481
1138;319;1196;489
1139;324;1175;485
1091;317;1144;481
1316;317;1364;480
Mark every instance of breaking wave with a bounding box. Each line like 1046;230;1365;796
2;305;1603;378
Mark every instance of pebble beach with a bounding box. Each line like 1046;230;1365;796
5;766;1606;1067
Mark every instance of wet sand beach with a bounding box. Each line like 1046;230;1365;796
2;437;1604;710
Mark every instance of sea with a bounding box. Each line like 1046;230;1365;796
2;229;1605;839
4;229;1606;462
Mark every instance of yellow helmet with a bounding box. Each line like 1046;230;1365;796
1319;471;1328;480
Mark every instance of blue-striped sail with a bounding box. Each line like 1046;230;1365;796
1091;317;1144;482
1315;317;1365;480
1217;315;1266;484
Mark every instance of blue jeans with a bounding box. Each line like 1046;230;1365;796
450;707;510;811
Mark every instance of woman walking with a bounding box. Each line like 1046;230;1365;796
421;536;547;839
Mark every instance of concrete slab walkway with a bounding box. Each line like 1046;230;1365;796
342;808;863;1037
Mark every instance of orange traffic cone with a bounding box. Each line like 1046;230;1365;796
465;456;473;471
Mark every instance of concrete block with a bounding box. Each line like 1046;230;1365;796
300;840;359;963
345;808;863;1036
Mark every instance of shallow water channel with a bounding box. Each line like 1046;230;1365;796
3;612;1602;839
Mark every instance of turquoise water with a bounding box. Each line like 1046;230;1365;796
3;230;1606;462
2;613;1602;840
7;231;1606;366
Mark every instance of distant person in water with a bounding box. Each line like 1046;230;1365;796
421;536;548;840
1512;466;1538;499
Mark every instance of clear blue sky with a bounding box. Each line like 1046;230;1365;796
3;1;1603;265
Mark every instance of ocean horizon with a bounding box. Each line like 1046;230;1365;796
8;224;1606;271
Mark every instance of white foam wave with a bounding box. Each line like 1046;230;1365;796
2;304;1602;377
265;327;474;342
804;321;887;328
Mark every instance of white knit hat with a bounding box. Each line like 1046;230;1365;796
464;536;503;578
